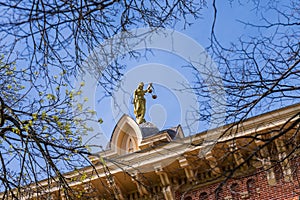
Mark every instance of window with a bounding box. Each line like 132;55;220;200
199;192;208;200
247;179;256;194
128;138;134;153
125;136;137;153
184;196;192;200
230;183;240;200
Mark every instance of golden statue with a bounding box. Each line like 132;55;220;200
133;82;156;124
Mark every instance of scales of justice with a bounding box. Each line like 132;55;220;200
132;82;157;124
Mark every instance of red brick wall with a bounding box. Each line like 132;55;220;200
176;160;300;200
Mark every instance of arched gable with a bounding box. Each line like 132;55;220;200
110;115;143;155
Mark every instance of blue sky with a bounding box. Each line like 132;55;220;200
76;1;274;152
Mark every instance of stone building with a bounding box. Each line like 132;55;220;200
4;103;300;199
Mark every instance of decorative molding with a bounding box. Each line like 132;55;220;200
154;165;175;200
132;173;149;197
178;157;196;183
205;152;221;175
274;139;293;182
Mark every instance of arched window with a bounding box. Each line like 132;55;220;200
128;138;134;153
125;136;137;153
247;179;256;194
230;183;240;200
184;196;192;200
199;192;208;200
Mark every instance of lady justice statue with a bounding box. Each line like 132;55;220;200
133;82;157;124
